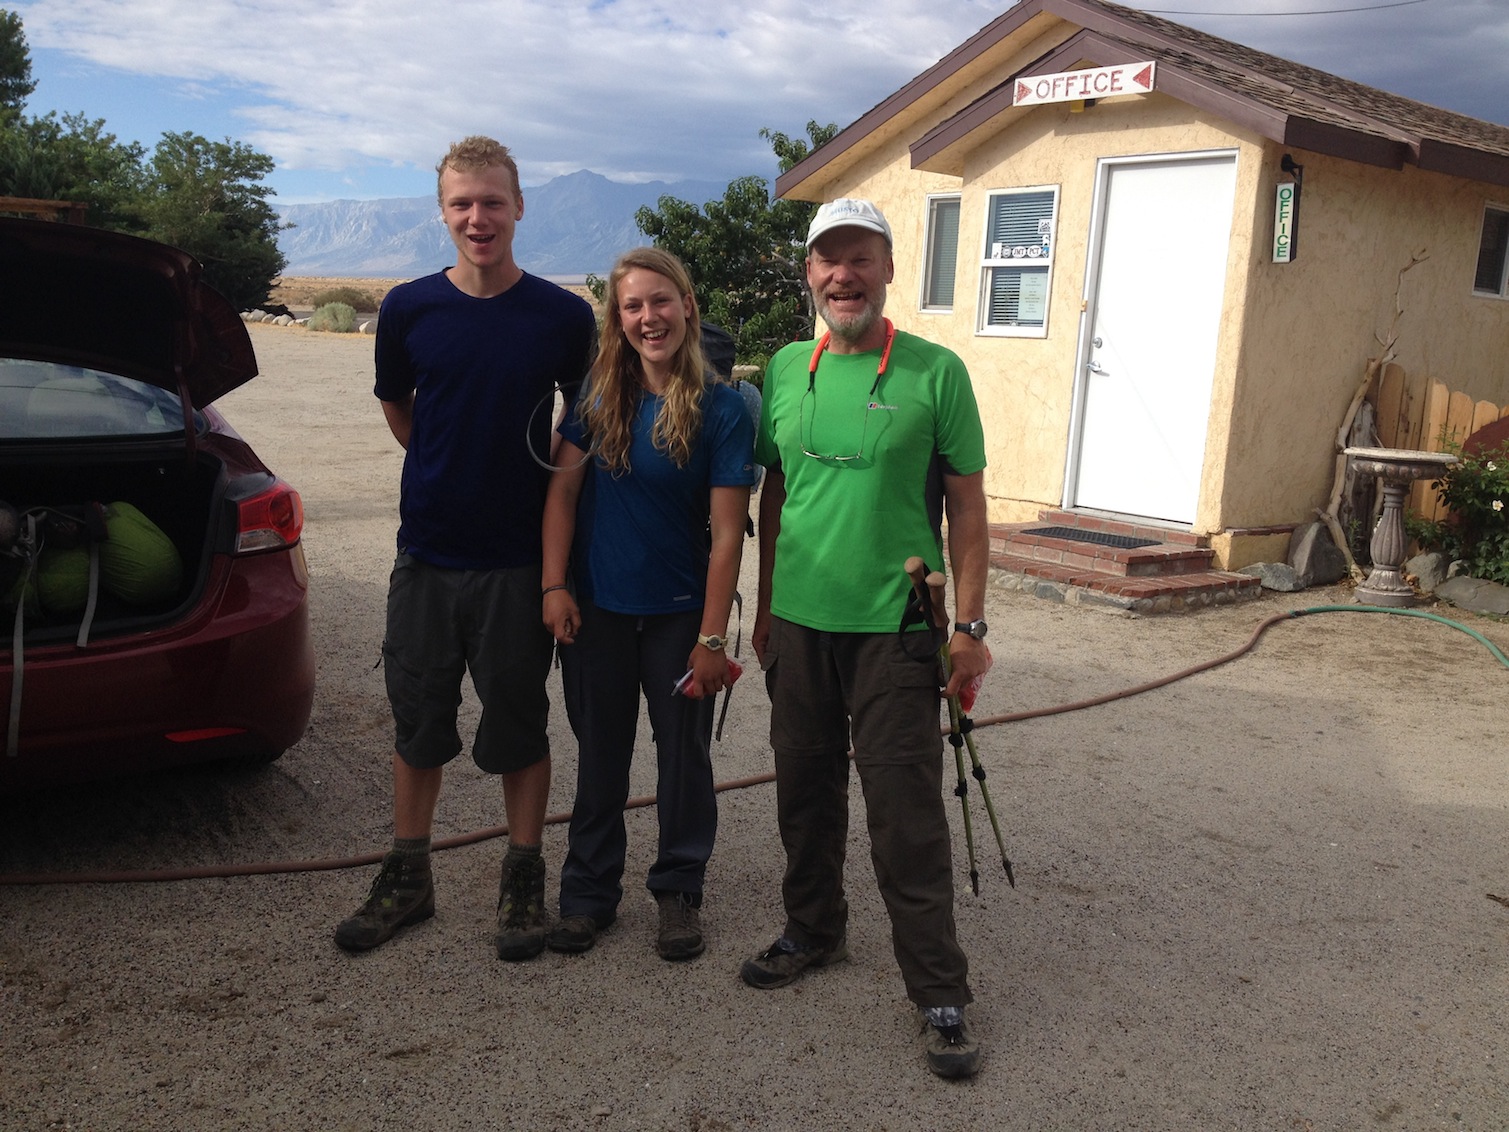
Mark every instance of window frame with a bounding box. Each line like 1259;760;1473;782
918;193;961;314
976;184;1059;339
1472;202;1509;299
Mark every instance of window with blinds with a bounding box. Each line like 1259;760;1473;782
920;194;960;311
1474;204;1509;298
979;186;1058;337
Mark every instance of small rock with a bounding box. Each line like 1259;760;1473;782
1288;521;1348;586
1239;562;1305;592
1404;550;1452;593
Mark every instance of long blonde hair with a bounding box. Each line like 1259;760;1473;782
580;247;710;472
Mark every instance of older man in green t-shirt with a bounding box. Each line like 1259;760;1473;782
742;197;991;1079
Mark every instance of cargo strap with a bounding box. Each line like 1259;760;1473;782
6;513;39;759
77;538;101;648
4;505;106;759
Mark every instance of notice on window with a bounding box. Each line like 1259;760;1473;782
1017;272;1049;322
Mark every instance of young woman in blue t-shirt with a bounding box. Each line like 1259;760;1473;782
541;247;757;961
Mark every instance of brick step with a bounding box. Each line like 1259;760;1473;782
987;511;1259;614
989;551;1262;614
990;524;1214;578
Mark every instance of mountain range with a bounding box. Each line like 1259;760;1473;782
275;169;729;279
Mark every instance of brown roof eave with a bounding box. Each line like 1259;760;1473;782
908;40;1295;175
1416;139;1509;190
775;0;1062;199
910;86;1017;172
1281;117;1412;171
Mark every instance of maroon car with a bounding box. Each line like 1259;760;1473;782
0;218;314;788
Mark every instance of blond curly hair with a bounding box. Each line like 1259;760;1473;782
435;136;521;203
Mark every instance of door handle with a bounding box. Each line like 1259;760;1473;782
1086;359;1110;376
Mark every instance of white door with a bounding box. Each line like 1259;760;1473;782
1069;153;1238;524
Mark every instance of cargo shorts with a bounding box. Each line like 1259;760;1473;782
382;553;553;773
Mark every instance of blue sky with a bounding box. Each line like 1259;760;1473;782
10;0;1508;206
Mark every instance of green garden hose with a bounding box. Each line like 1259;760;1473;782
1290;604;1509;668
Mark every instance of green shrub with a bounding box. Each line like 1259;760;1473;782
307;302;357;333
1411;438;1509;584
309;286;377;310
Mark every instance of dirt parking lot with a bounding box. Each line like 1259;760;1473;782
2;321;1508;1131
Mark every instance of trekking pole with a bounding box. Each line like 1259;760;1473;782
904;557;980;894
927;566;1015;889
904;557;1016;892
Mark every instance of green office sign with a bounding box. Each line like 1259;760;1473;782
1273;181;1299;263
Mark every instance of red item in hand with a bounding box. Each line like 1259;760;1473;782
673;656;744;696
958;645;992;714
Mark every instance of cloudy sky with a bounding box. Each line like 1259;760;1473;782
9;0;1508;204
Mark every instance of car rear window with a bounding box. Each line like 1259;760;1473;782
0;360;196;440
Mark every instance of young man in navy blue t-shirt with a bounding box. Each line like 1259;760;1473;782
335;136;596;959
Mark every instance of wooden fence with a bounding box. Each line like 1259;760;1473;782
1368;363;1509;521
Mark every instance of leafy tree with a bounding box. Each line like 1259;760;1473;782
0;11;285;310
615;120;840;371
140;132;287;311
0;8;34;120
0;112;147;228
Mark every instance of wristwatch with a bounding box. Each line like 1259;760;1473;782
697;633;726;651
953;619;988;640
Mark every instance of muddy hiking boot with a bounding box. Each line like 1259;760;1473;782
495;853;548;961
919;1005;981;1079
655;892;705;961
547;911;616;954
739;933;848;989
334;850;435;953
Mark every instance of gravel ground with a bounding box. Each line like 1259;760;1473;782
2;322;1508;1131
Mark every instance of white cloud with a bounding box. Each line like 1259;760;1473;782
11;0;1508;202
13;0;1003;187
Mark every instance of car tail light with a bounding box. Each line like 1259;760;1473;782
235;480;304;553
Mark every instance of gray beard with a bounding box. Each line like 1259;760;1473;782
816;292;886;343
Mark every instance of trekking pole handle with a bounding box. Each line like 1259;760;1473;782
904;556;932;622
925;571;948;631
902;556;950;630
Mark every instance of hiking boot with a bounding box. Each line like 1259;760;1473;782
546;911;616;954
495;853;547;961
655;892;705;961
334;851;434;953
920;1006;981;1078
739;933;848;989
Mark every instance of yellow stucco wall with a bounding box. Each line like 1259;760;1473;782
839;94;1265;528
1219;155;1509;528
815;91;1509;535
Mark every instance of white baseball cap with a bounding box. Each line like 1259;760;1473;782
806;198;893;249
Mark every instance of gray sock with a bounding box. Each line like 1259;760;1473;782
393;836;430;858
504;841;541;867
